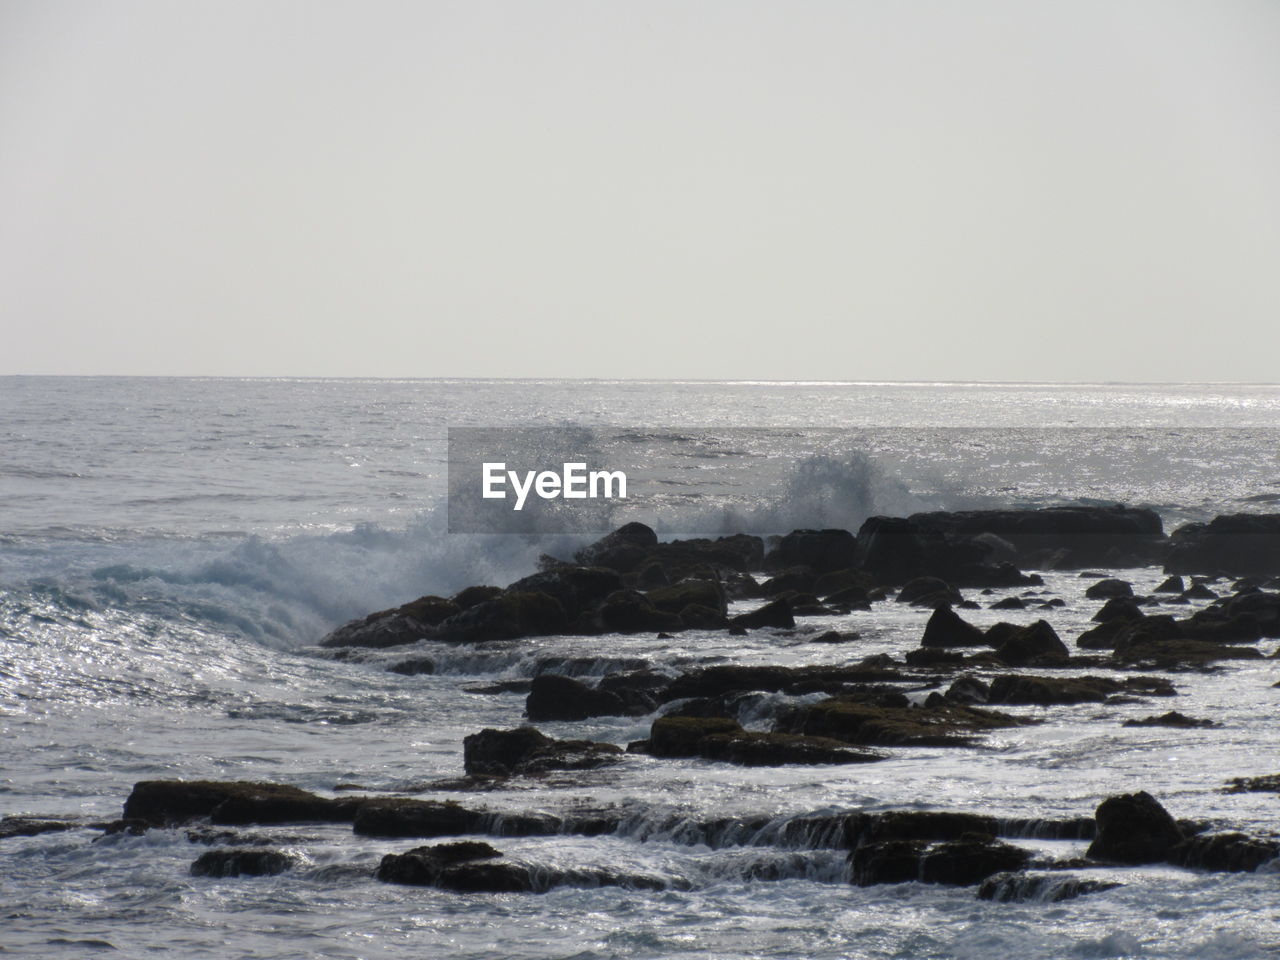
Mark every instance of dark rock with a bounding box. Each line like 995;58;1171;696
123;780;355;827
908;505;1164;567
988;674;1173;706
596;590;684;634
434;591;569;643
1085;579;1134;600
678;603;727;630
461;726;623;778
896;577;962;607
989;596;1025;610
525;674;629;722
1092;597;1146;623
648;716;886;766
763;529;859;574
574;522;659;572
0;817;75;840
353;799;483;838
1154;576;1185;594
452;585;504;609
375;840;502;885
824;586;872;609
1112;637;1264;668
851;833;1030;886
920;605;988;648
1122;711;1218;729
847;811;999;846
597;670;670;713
319;594;455;649
1165;514;1280;577
388;657;435;676
978;872;1121;902
647;579;727;617
760;567;818;597
813;568;873;598
782;698;1025;748
190;848;296;878
944;675;990;704
729;597;794;630
1167;833;1280;872
1087;791;1184;864
1224;773;1280;794
993;620;1069;665
1182;582;1219;600
507;566;625;618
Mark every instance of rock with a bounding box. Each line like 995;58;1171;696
782;698;1025;748
851;833;1030;886
1165;514;1280;577
728;597;794;630
944;675;991;704
1078;615;1177;651
596;590;684;634
813;568;873;598
452;585;504;609
1086;791;1184;864
993;620;1069;665
122;780;355;827
319;594;456;649
646;579;727;617
763;529;859;574
1092;597;1146;623
525;674;630;722
987;675;1173;706
908;505;1165;567
461;727;623;778
1224;773;1280;794
760;567;818;597
574;522;659;572
353;799;485;838
1085;578;1134;600
1112;636;1264;668
596;670;670;713
896;577;962;607
1182;582;1219;600
375;840;503;885
978;872;1121;902
847;811;999;846
646;716;885;767
1167;833;1280;872
824;586;872;609
1154;576;1185;594
989;596;1025;610
678;603;728;629
1122;711;1218;729
920;605;988;648
0;817;75;840
388;657;435;676
190;848;296;878
507;566;624;618
434;591;569;643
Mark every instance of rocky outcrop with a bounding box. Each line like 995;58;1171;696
1122;711;1217;729
978;872;1120;902
1165;514;1280;577
319;595;458;649
190;848;297;877
461;727;623;778
1086;792;1184;864
643;716;885;767
907;505;1165;568
781;698;1026;748
123;780;358;827
986;674;1174;706
850;833;1030;886
763;529;859;574
525;674;633;722
728;597;795;630
990;620;1069;665
920;605;988;648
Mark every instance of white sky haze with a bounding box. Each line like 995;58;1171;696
2;1;1278;379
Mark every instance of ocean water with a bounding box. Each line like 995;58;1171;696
2;377;1280;959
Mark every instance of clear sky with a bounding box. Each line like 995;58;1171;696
2;1;1278;380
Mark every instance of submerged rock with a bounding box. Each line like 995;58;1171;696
1122;711;1217;729
850;833;1030;886
0;817;76;840
1166;833;1280;872
978;872;1120;903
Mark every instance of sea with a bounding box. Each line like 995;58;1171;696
2;377;1279;959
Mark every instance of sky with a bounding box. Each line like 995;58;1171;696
1;1;1278;380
